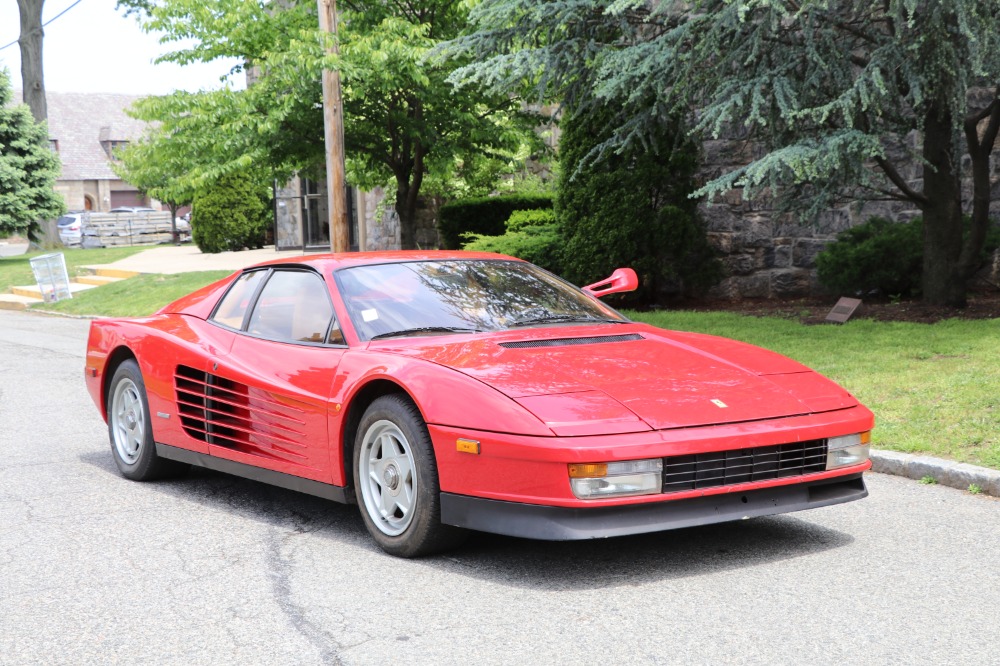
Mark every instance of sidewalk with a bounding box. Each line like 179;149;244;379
84;244;291;275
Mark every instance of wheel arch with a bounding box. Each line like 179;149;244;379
101;345;139;416
339;378;420;494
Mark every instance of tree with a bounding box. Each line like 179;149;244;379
0;69;64;238
16;0;46;122
113;130;196;244
557;101;720;302
447;1;1000;307
190;170;269;253
116;0;536;249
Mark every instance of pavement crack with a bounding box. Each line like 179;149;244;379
266;526;344;664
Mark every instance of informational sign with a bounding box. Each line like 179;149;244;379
825;297;862;323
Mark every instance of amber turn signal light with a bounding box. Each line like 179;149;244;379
456;438;480;454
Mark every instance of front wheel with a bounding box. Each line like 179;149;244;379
107;359;187;481
354;394;466;557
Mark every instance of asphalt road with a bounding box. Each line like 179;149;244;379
2;310;998;665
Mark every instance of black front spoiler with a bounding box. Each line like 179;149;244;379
440;474;867;541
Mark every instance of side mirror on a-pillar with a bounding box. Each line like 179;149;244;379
582;268;639;298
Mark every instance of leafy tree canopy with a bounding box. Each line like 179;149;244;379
445;1;1000;306
0;68;64;238
116;0;540;248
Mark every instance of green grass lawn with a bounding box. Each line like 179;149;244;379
0;246;147;293
38;271;232;318
629;310;1000;470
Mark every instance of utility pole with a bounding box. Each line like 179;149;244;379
317;0;350;253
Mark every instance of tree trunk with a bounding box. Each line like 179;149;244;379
17;0;47;123
960;99;1000;281
920;106;966;307
395;181;418;250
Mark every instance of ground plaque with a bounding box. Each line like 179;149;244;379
825;297;862;323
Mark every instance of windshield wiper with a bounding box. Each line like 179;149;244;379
369;326;482;340
509;314;627;327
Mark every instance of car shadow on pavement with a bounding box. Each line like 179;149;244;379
80;450;855;590
436;515;854;590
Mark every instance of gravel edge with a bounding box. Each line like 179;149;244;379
870;449;1000;497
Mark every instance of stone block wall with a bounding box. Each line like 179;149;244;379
359;187;440;251
699;130;1000;299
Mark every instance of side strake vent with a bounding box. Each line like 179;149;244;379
174;365;307;461
499;333;644;350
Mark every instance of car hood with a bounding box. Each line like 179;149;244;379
373;325;858;434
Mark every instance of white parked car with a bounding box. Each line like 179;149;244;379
58;213;85;246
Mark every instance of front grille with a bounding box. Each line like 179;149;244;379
662;439;828;492
499;333;643;349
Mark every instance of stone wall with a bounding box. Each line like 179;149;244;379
699;130;1000;299
359;187;441;251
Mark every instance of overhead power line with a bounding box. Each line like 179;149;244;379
0;0;86;52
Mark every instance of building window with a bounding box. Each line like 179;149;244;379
103;140;129;159
49;140;59;153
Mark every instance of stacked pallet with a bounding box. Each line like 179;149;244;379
82;211;177;248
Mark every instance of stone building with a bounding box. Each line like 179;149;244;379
42;92;151;212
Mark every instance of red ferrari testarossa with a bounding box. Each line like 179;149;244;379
85;251;873;557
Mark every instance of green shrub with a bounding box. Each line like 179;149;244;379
816;217;922;297
557;102;721;302
191;172;270;253
462;223;563;274
505;208;557;232
438;194;553;249
816;216;1000;298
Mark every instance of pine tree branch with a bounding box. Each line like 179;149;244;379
874;156;928;206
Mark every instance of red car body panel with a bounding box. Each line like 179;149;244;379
85;251;873;541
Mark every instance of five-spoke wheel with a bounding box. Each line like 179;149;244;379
107;359;186;480
353;394;466;557
358;419;418;536
111;375;146;465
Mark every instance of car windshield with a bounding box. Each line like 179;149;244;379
336;260;628;341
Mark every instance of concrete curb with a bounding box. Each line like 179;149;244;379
870;449;1000;497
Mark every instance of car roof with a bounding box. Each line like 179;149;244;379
245;250;522;273
159;250;523;319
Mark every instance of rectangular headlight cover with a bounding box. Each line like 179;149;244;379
569;458;663;499
826;432;871;470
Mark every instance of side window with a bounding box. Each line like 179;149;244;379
211;270;267;330
246;271;338;344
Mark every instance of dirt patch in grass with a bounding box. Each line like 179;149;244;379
677;291;1000;324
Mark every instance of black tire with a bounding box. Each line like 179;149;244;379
107;359;187;481
353;394;467;557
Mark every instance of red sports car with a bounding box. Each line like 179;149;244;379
85;251;873;557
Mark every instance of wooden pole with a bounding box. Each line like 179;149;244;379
317;0;350;253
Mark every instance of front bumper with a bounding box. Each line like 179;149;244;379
440;473;867;540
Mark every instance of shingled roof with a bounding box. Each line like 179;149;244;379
35;91;148;181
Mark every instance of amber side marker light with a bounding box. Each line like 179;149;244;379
456;438;480;454
826;431;872;470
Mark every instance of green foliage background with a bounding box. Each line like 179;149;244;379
444;0;1000;305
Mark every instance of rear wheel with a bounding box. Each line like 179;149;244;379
354;394;466;557
107;359;187;480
